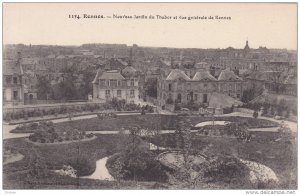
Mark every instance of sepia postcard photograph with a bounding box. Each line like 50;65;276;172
1;2;298;191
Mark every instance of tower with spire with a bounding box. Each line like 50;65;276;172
244;40;250;56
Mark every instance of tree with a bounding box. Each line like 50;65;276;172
241;87;256;103
27;149;48;179
253;111;258;119
144;78;158;98
175;117;192;159
36;75;53;100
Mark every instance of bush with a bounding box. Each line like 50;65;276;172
201;155;250;184
29;135;37;142
68;156;96;176
109;148;168;182
86;133;93;138
253;111;258;119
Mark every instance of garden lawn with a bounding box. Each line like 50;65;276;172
11;115;279;133
54;114;176;132
54;115;280;132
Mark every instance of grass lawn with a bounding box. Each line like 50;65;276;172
11;114;279;133
149;131;297;189
3;133;169;189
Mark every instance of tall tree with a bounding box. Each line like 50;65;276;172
36;75;53;100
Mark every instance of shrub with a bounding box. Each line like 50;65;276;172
201;155;250;184
29;135;37;142
86;133;93;138
111;113;117;118
253;111;258;119
68;156;96;176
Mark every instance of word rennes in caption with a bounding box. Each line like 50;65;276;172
68;14;232;20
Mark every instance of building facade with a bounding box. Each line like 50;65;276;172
92;66;140;103
157;68;244;109
3;57;24;106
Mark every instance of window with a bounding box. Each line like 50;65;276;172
105;90;110;97
168;83;172;91
5;76;11;84
13;91;18;100
130;79;134;86
204;83;208;88
237;94;241;98
117;90;122;97
106;80;110;86
130;90;135;97
187;94;191;101
177;93;181;103
117;80;121;86
194;94;198;101
13;77;17;84
203;94;208;103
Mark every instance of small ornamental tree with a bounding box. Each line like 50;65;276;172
253;111;258;119
27;149;48;180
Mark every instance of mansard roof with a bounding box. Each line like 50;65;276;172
192;71;217;81
166;69;191;81
92;69;125;84
218;69;242;81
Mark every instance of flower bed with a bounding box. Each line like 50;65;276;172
25;121;94;144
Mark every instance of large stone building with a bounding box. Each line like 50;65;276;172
3;56;24;106
157;68;244;110
92;66;140;103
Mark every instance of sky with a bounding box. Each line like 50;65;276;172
3;3;298;50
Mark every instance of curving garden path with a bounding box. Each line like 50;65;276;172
220;112;297;133
3;111;297;140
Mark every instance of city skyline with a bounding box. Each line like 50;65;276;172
3;3;297;50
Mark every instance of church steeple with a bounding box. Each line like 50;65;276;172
244;40;250;57
244;40;250;50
